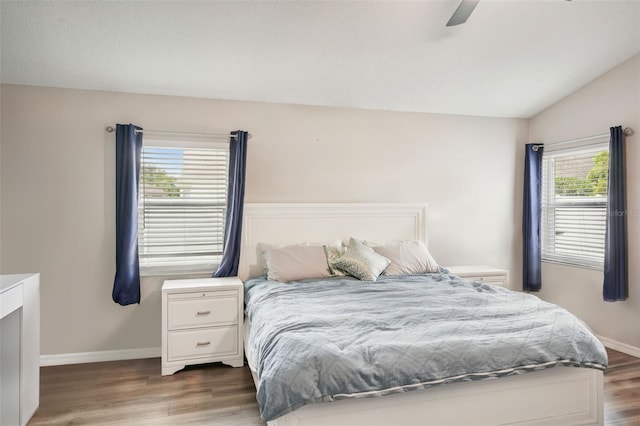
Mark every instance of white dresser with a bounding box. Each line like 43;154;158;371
161;277;244;376
446;265;510;288
0;273;40;426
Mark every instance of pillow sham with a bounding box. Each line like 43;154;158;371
331;237;390;281
263;244;334;282
371;240;439;275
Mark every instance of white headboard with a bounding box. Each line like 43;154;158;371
238;203;428;281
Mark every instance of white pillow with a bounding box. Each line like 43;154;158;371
331;238;390;281
260;241;343;282
371;240;439;275
263;244;333;282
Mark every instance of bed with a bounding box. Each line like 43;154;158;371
238;203;606;426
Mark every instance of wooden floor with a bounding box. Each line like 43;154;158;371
30;360;264;426
30;348;639;426
605;349;640;426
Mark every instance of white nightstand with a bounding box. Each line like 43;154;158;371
446;265;510;289
161;276;244;376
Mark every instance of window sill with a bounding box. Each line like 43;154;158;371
140;266;217;278
542;259;603;271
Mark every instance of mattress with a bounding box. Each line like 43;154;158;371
244;316;257;373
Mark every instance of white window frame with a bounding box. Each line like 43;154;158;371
138;138;229;276
541;138;609;270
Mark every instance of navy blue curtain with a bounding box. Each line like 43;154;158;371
112;124;143;305
523;143;544;292
603;126;628;301
213;131;248;277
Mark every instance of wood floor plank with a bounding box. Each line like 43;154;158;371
30;348;639;425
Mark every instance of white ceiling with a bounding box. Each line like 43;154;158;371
1;1;639;118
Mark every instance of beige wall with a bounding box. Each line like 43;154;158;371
529;54;640;350
0;85;527;356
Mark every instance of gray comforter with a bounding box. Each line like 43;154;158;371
244;274;607;421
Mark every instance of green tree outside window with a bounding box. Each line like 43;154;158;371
555;151;608;196
142;165;180;198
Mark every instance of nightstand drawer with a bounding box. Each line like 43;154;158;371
168;293;238;330
464;275;506;287
447;265;509;289
168;326;238;361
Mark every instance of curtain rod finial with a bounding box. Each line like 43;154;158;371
623;127;634;137
106;125;115;133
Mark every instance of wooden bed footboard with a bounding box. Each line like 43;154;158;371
254;366;603;426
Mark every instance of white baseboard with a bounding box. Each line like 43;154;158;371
40;347;161;367
39;336;639;367
597;335;640;358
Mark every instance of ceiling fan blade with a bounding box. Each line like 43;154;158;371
446;0;479;26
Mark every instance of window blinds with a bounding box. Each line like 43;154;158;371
541;142;608;268
138;143;229;274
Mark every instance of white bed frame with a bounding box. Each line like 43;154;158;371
238;203;604;426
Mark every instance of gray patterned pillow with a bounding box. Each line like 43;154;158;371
331;238;390;281
323;244;347;276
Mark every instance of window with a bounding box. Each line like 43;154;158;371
541;139;609;269
138;139;229;275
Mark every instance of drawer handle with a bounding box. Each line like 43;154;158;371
196;310;211;316
196;341;211;346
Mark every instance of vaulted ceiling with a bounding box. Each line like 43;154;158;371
1;1;639;118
